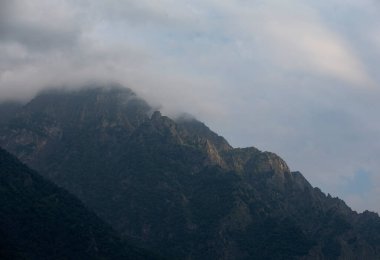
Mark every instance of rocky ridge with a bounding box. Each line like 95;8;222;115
1;85;380;259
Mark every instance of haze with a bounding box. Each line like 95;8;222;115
1;0;380;213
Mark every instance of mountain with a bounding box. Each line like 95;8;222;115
0;102;22;122
1;85;380;259
0;147;155;259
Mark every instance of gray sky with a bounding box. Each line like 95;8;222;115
1;0;380;213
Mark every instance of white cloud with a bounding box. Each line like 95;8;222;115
264;19;372;86
225;1;374;87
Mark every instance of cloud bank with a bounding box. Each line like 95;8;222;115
1;0;380;212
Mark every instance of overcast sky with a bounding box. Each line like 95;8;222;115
1;0;380;213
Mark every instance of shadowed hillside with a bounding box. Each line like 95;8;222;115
0;147;156;259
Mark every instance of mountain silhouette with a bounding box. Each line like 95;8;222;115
1;85;379;259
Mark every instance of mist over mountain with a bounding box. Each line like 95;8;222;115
1;0;380;213
1;85;380;259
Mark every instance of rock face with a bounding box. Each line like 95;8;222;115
1;85;380;259
0;147;154;260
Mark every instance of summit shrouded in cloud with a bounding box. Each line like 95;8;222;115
1;0;380;212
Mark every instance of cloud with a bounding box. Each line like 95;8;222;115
0;0;79;50
219;1;374;86
0;0;380;212
264;17;372;86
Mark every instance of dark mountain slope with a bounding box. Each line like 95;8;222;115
0;102;22;122
0;147;155;260
1;85;380;259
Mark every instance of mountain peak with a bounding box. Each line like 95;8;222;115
1;85;380;259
